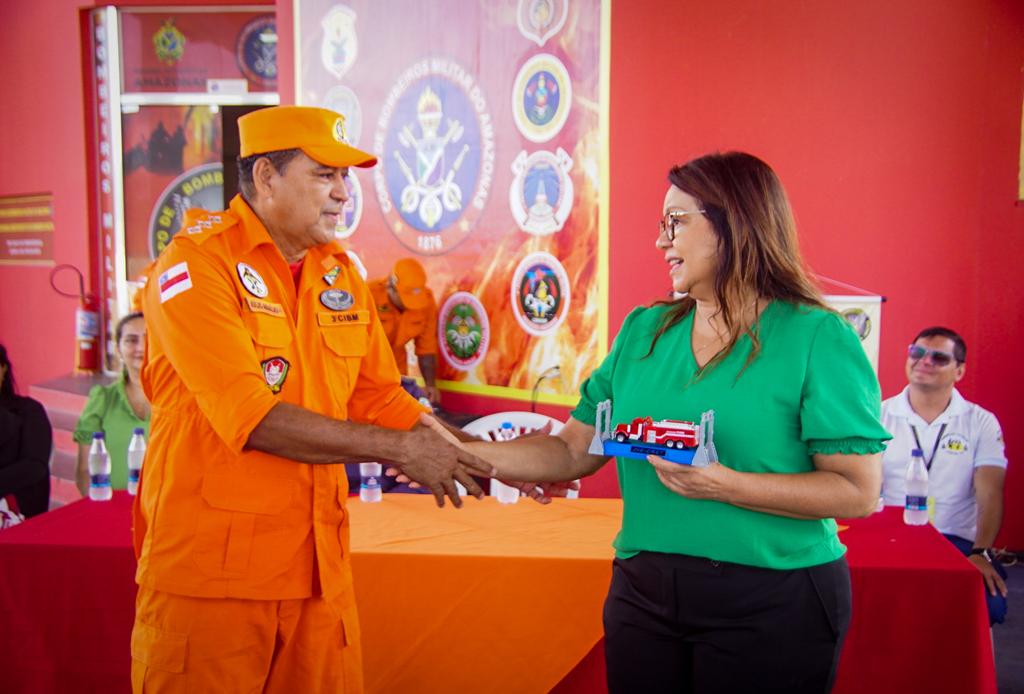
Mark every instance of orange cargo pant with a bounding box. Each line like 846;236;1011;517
131;586;363;693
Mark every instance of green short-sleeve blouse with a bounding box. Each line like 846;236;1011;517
73;375;150;490
572;300;891;570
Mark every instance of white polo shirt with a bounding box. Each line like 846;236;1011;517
880;386;1007;542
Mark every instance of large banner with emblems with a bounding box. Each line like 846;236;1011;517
295;0;608;405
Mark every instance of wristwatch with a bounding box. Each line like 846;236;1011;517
968;547;993;562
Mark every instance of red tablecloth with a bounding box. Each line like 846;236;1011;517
0;498;996;694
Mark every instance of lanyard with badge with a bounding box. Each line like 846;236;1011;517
909;423;947;472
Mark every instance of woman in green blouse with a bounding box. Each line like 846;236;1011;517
450;152;890;693
74;312;150;495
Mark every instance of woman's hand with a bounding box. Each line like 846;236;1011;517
645;455;736;501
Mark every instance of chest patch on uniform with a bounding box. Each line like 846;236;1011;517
322;265;341;286
940;433;969;454
245;296;285;317
237;262;269;298
318;309;370;326
320;289;354;311
261;356;290;393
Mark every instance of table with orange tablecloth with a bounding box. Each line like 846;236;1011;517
0;496;996;694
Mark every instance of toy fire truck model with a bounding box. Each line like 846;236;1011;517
589;400;718;466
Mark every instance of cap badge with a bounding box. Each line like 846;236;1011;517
333;117;348;144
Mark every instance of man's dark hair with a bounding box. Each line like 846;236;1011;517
914;326;966;364
236;148;303;200
0;343;17;399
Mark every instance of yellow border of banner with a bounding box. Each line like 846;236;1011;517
439;379;580;407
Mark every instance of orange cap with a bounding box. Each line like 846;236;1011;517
391;258;430;310
238;106;377;168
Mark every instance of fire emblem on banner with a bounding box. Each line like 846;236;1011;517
374;58;495;255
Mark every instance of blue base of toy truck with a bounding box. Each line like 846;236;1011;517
602;440;696;465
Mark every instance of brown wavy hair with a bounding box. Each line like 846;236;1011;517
650;151;827;372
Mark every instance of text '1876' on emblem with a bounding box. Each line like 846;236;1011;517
148;163;224;259
438;291;490;371
509;148;574;235
511;252;571;336
373;57;494;255
236;15;277;87
512;53;572;143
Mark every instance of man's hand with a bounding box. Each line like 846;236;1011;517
968;554;1008;597
392;419;494;508
502;479;581;505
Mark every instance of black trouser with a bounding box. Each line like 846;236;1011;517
603;551;851;694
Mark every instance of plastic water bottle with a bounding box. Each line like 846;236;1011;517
359;462;383;502
88;432;112;501
492;422;520;504
126;428;146;496
903;448;929;525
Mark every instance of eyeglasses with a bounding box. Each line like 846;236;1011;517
907;344;958;367
658;209;706;242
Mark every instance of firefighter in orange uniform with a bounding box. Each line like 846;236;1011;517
130;105;492;693
367;258;441;403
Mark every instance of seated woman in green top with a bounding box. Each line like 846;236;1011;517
440;152;891;694
74;312;150;495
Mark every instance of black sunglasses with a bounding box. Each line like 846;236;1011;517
907;344;958;367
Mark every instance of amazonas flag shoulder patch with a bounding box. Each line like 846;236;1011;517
159;261;193;303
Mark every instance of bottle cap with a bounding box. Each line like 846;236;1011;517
93;432;105;439
501;422;513;429
133;427;145;435
911;448;923;457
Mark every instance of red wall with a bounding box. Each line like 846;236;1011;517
1;1;1021;541
609;0;1024;545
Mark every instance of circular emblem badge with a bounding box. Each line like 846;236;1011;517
512;53;572;143
373;57;494;255
511;252;571;336
841;308;871;341
335;171;364;240
320;288;354;311
509;148;574;235
438;291;490;371
236;15;277;87
321;85;364;146
237;262;269;298
148;163;224;259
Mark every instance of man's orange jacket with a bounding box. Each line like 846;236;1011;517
135;195;424;625
367;279;438;375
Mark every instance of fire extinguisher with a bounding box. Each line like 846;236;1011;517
50;264;101;373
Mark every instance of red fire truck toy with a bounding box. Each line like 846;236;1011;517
612;417;700;449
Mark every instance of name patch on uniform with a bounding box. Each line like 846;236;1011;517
317;309;369;326
245;296;285;317
237;262;269;298
261;356;290;393
320;289;354;311
158;261;192;303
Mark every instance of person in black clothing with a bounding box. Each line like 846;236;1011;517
0;344;52;517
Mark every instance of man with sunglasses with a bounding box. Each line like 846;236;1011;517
880;326;1009;624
